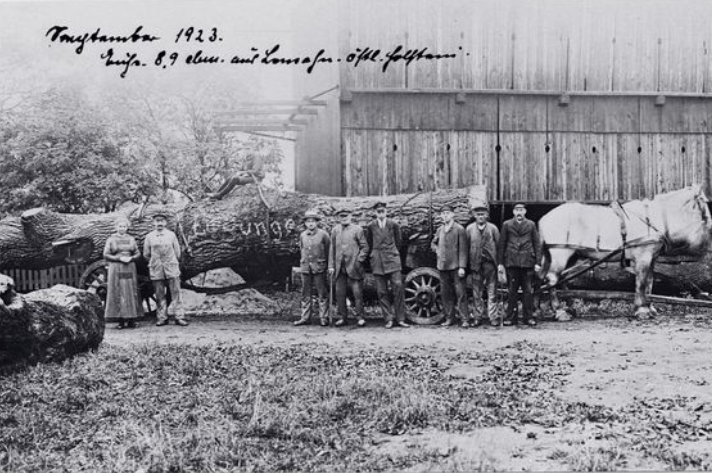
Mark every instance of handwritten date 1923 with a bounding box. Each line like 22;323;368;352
175;27;221;43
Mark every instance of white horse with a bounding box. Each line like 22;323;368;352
539;185;712;318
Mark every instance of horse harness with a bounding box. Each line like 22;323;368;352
545;200;671;265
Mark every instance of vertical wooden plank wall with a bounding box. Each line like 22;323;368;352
295;0;712;199
338;0;712;93
341;92;712;201
292;0;342;196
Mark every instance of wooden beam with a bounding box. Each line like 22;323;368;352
215;125;303;132
346;88;712;99
216;108;320;116
243;131;297;142
552;289;712;309
232;100;327;106
215;119;310;126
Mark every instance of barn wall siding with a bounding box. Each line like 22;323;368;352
341;92;712;201
339;0;712;94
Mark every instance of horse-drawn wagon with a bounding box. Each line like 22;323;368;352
4;185;709;322
0;185;489;324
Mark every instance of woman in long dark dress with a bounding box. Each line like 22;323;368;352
103;217;143;329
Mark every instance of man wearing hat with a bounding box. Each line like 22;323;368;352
431;205;469;327
295;210;331;326
497;202;541;326
466;204;501;326
366;202;409;329
328;208;369;327
143;211;188;326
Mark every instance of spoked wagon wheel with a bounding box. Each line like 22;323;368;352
79;261;160;317
79;261;109;304
404;267;445;325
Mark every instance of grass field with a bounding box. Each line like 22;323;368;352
2;336;712;472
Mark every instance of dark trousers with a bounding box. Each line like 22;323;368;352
440;269;468;322
335;270;365;321
374;271;406;323
301;271;328;322
505;267;535;323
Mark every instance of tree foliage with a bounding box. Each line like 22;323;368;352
0;87;157;215
0;70;286;216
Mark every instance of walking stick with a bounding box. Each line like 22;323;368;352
328;271;334;326
497;266;506;328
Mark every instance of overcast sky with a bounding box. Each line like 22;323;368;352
0;0;315;98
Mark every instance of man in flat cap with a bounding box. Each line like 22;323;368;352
366;202;409;329
497;202;541;326
295;210;330;326
431;205;469;327
143;211;187;326
466;204;501;326
328;208;369;327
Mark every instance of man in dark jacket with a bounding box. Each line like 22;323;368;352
497;202;541;326
328;208;369;327
366;202;410;329
431;205;469;327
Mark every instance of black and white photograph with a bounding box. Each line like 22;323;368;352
2;0;712;471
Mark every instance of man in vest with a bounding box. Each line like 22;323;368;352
466;204;501;326
366;202;410;329
431;205;469;327
497;202;541;326
328;208;369;327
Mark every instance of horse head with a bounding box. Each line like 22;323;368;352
661;185;712;253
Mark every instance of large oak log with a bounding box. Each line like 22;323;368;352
0;285;104;370
0;184;487;282
2;184;712;295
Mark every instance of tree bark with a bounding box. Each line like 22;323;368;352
0;184;487;281
0;285;104;370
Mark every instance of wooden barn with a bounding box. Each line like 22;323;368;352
291;0;712;210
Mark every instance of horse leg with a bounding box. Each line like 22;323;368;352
546;249;575;321
646;259;658;317
632;249;655;319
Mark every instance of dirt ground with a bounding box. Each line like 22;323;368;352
104;299;712;471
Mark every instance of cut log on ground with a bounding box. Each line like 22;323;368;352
0;285;104;370
553;289;712;310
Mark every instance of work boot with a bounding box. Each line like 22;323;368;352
356;318;366;327
175;319;189;327
334;318;347;327
156;320;169;327
397;321;411;328
441;318;454;327
293;318;310;326
385;321;394;329
461;320;470;328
